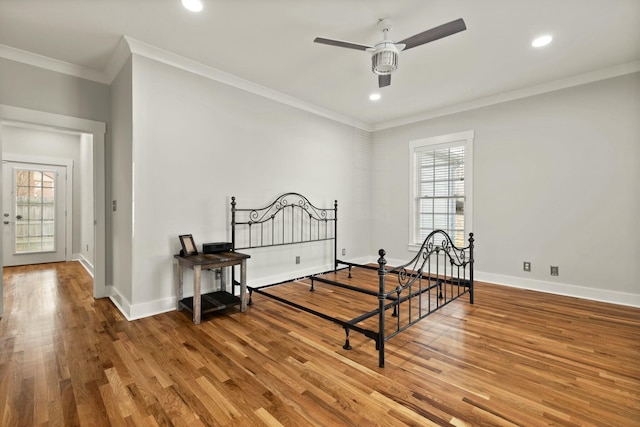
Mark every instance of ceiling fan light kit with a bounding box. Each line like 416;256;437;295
314;17;467;88
371;45;399;75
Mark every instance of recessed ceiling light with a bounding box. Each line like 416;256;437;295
182;0;203;12
532;35;552;48
369;93;381;101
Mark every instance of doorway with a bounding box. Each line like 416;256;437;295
0;105;107;308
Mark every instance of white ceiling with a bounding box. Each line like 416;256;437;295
1;0;639;129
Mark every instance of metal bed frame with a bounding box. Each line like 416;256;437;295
231;193;474;368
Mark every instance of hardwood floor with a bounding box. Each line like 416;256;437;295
1;262;638;426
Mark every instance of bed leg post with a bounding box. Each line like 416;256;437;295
469;232;475;304
392;301;398;317
310;277;315;292
343;327;352;350
438;280;443;299
248;288;253;305
348;265;352;279
378;249;387;368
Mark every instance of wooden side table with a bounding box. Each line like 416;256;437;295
174;251;250;324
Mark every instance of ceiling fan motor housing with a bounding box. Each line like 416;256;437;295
371;42;399;75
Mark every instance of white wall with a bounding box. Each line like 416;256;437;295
79;133;94;268
116;54;371;318
109;57;134;306
372;72;640;305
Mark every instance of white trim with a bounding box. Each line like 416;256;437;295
475;271;640;308
108;286;132;321
0;105;106;134
341;255;640;308
2;41;637;132
0;105;107;299
391;257;640;308
408;130;474;250
374;61;640;131
73;254;95;277
104;37;132;83
0;43;109;84
3;153;74;264
126;296;177;321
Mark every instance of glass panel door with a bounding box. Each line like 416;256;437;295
3;162;67;266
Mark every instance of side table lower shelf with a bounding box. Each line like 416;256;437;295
179;291;242;318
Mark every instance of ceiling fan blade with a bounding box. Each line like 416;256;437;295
314;37;372;51
399;18;466;50
378;74;391;88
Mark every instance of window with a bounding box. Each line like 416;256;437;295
409;130;473;249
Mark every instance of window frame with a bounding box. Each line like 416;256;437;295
408;130;474;251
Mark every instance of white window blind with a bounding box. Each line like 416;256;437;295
409;131;473;250
416;145;465;246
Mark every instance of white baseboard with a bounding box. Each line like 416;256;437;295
107;285;132;320
340;257;640;308
109;287;180;321
108;281;228;321
475;271;640;308
105;260;639;322
71;254;95;277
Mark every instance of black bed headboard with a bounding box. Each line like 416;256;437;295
231;192;338;267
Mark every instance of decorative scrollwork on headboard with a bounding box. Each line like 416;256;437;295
231;192;338;251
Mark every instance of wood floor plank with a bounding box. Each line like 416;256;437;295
1;262;639;426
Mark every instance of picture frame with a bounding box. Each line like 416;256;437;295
179;234;198;256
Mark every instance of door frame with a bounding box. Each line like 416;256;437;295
0;105;107;301
3;155;73;265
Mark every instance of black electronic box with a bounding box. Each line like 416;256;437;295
203;242;233;254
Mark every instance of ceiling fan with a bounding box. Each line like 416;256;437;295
314;18;467;88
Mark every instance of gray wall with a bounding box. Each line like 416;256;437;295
109;57;133;304
372;72;640;301
0;58;110;122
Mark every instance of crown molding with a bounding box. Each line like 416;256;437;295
0;38;371;131
3;39;637;134
0;43;109;84
123;37;373;132
373;60;640;131
104;36;133;83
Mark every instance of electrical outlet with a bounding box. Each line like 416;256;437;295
296;256;300;264
523;261;531;272
342;248;346;256
550;266;559;276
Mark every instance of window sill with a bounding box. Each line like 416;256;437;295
407;243;422;252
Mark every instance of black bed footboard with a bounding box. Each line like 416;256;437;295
373;230;474;367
